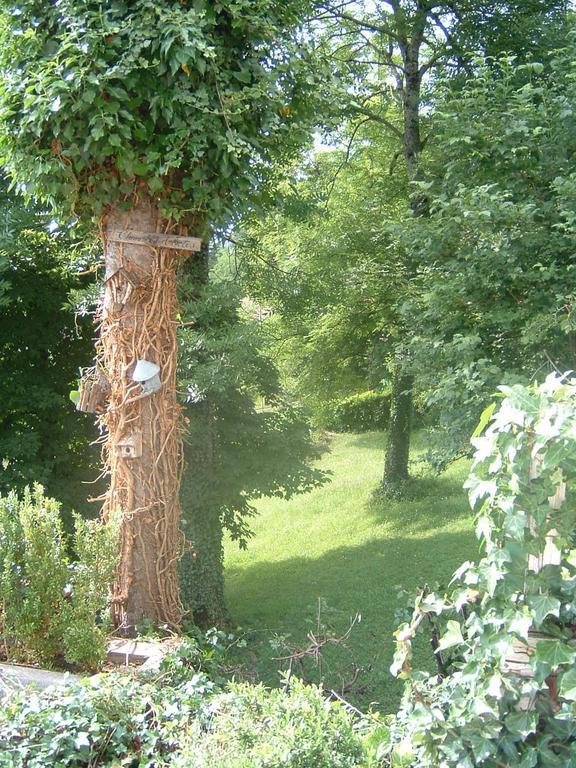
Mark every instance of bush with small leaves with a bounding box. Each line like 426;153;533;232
0;485;118;669
329;390;391;433
174;677;367;768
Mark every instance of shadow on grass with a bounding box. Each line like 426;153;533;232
364;474;472;538
336;431;386;452
225;528;477;712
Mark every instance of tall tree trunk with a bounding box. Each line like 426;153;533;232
180;398;227;628
382;370;413;493
99;198;184;634
381;21;425;494
178;245;227;627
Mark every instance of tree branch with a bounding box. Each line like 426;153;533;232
350;105;403;139
314;5;403;42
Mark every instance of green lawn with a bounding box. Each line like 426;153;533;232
224;431;477;713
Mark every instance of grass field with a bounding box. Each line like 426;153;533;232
224;431;478;713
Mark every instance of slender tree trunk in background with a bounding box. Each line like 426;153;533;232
179;246;227;627
382;19;425;494
99;198;184;634
383;370;413;492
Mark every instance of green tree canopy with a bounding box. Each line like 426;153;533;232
400;44;576;466
0;0;327;223
234;118;409;426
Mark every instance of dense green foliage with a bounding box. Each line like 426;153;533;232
381;375;576;766
0;668;367;768
401;45;576;468
0;486;118;669
0;0;327;222
0;187;96;507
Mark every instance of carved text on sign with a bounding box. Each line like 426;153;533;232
108;230;202;252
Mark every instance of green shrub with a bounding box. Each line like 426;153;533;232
0;671;367;768
175;678;366;768
0;485;118;669
329;390;391;433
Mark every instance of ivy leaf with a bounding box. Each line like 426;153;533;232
505;711;537;738
74;732;90;751
559;668;576;701
528;594;560;626
148;177;164;193
419;593;446;613
91;125;105;140
518;751;538;768
499;385;538;415
233;68;252;83
437;620;464;652
534;639;576;674
467;477;497;508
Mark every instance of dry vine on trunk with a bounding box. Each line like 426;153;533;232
86;198;196;634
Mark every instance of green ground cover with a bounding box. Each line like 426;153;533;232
224;431;477;713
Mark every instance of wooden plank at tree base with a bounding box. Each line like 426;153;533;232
108;230;202;252
0;663;80;700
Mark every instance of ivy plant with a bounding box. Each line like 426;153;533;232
381;374;576;767
0;0;328;222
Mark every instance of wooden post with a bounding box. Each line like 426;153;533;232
503;456;565;709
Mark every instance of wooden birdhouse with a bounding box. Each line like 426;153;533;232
76;368;110;414
116;430;143;460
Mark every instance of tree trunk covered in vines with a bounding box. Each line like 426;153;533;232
179;247;227;627
100;198;184;634
180;398;227;628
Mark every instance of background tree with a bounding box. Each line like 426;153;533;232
236;0;570;494
313;0;569;494
234;118;409;429
398;45;576;468
0;0;327;631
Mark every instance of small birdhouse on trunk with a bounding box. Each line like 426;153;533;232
116;430;143;460
132;359;162;396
